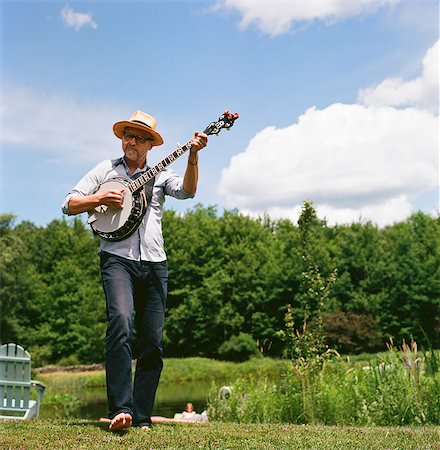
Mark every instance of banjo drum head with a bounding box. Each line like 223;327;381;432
93;179;134;233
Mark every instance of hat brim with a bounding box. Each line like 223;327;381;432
113;121;164;146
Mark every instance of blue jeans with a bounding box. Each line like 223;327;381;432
100;252;168;427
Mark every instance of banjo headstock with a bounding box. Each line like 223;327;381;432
203;110;239;136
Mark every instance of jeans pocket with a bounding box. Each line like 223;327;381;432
99;251;111;269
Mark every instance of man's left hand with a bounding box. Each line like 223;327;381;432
190;131;208;152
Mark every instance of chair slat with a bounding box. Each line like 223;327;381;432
14;360;23;408
6;384;13;408
0;380;31;387
7;343;17;358
0;356;30;363
0;359;5;375
24;359;31;382
22;386;30;409
0;351;6;401
12;344;27;358
5;347;15;407
23;361;31;406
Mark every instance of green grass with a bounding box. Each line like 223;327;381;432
159;357;289;383
36;357;288;389
0;420;438;449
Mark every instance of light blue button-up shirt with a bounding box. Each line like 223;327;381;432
62;157;193;262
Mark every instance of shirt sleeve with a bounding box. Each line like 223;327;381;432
61;160;112;215
161;168;194;200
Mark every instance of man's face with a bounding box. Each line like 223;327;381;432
122;126;154;166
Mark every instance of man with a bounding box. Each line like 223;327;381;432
62;111;207;430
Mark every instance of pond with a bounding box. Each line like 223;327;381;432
40;379;217;420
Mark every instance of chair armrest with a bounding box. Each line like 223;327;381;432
31;380;46;393
30;380;46;418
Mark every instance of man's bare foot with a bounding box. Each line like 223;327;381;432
108;412;132;431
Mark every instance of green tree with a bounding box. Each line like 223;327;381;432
1;206;438;364
1;216;105;365
0;215;46;345
380;213;440;347
164;206;284;358
280;201;337;363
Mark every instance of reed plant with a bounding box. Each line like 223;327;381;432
207;340;440;425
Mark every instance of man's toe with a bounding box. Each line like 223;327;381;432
109;413;132;431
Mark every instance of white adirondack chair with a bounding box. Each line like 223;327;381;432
0;343;46;419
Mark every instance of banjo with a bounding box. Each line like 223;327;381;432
88;111;239;241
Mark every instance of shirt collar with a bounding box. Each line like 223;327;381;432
113;156;148;177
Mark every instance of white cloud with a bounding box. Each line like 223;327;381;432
0;85;124;164
213;0;399;36
218;42;439;226
359;41;439;114
61;5;97;31
241;195;414;228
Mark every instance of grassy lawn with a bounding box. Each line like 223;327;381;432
0;420;438;449
36;357;289;388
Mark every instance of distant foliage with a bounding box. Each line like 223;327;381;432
322;311;382;354
0;206;438;365
218;333;261;362
0;215;106;366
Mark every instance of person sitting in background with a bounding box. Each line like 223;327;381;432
151;402;208;423
181;403;197;420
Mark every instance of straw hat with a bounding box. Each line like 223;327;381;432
113;111;164;146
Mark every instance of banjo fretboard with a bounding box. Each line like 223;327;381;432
126;110;239;194
128;141;192;193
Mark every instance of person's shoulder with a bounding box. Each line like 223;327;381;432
110;157;124;167
91;158;121;171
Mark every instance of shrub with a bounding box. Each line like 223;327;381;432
207;377;283;423
217;333;260;362
322;311;382;354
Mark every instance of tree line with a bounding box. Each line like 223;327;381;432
0;205;438;366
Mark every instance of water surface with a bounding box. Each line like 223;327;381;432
41;379;215;419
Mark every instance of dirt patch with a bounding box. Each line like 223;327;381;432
34;363;104;374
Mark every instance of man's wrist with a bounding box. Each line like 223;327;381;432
188;153;198;165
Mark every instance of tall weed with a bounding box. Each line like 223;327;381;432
207;342;440;425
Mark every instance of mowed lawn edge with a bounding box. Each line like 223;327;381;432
0;420;439;449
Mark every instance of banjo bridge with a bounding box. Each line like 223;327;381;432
96;205;109;214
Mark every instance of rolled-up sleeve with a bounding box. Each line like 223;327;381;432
61;160;112;215
162;169;194;200
62;193;76;215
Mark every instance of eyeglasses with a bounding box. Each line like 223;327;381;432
123;132;153;144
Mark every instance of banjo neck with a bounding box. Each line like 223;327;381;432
127;140;193;194
126;110;239;194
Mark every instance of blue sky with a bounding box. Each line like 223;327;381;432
1;0;438;227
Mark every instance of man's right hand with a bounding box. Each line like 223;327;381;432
98;189;125;208
68;189;125;215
